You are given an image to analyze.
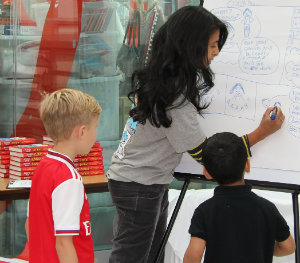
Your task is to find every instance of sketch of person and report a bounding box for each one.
[262,98,282,109]
[221,22,238,52]
[243,8,253,38]
[288,47,300,56]
[285,62,300,86]
[227,22,235,41]
[227,83,249,112]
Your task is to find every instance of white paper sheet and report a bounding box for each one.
[195,1,300,174]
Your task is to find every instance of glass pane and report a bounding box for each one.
[0,0,199,168]
[0,0,200,256]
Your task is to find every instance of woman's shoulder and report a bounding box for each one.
[169,94,194,109]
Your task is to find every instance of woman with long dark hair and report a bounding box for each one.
[107,6,284,263]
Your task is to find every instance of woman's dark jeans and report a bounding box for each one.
[108,179,169,263]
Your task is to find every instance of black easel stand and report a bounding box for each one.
[155,178,190,262]
[155,172,300,263]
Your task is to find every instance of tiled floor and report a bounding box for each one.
[95,249,111,263]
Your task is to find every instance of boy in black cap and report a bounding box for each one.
[184,132,295,263]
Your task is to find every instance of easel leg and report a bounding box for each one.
[154,178,190,263]
[292,191,300,263]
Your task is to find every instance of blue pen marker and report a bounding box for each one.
[270,107,277,120]
[270,102,280,120]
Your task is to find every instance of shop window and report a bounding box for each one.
[0,0,197,256]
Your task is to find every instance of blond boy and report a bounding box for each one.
[26,89,101,263]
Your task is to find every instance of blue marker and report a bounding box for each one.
[270,102,280,120]
[270,107,277,120]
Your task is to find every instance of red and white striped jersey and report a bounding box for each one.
[28,150,94,263]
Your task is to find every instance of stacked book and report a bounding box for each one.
[43,136,105,176]
[0,137,36,178]
[43,135,54,146]
[75,142,105,176]
[9,144,52,180]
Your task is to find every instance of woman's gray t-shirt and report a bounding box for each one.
[107,98,206,185]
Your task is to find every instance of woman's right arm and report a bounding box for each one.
[187,107,285,163]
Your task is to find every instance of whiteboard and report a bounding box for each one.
[176,153,300,186]
[176,0,300,185]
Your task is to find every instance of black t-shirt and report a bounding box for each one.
[189,184,290,263]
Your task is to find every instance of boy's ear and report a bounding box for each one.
[244,159,250,173]
[73,125,86,139]
[203,166,213,180]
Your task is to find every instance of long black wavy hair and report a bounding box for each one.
[129,6,228,128]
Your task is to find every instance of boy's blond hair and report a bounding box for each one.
[40,88,102,142]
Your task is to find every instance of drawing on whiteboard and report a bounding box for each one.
[288,102,300,138]
[198,1,300,173]
[222,22,239,52]
[243,8,253,38]
[261,97,284,108]
[287,47,300,56]
[285,62,300,86]
[226,83,249,111]
[289,88,300,104]
[224,79,256,119]
[239,38,280,75]
[227,0,255,8]
[210,6,241,53]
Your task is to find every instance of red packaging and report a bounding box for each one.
[0,146,9,151]
[76,165,104,172]
[9,175,33,180]
[89,146,103,152]
[79,169,105,176]
[74,156,103,163]
[0,154,10,160]
[9,144,52,153]
[9,170,35,177]
[9,165,37,172]
[10,161,40,167]
[0,172,9,178]
[90,141,100,148]
[10,156,44,163]
[0,168,9,174]
[43,141,54,146]
[0,150,9,155]
[43,135,54,146]
[43,135,54,142]
[10,151,48,158]
[0,159,10,165]
[76,151,102,158]
[0,164,9,169]
[74,161,103,168]
[0,137,36,146]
